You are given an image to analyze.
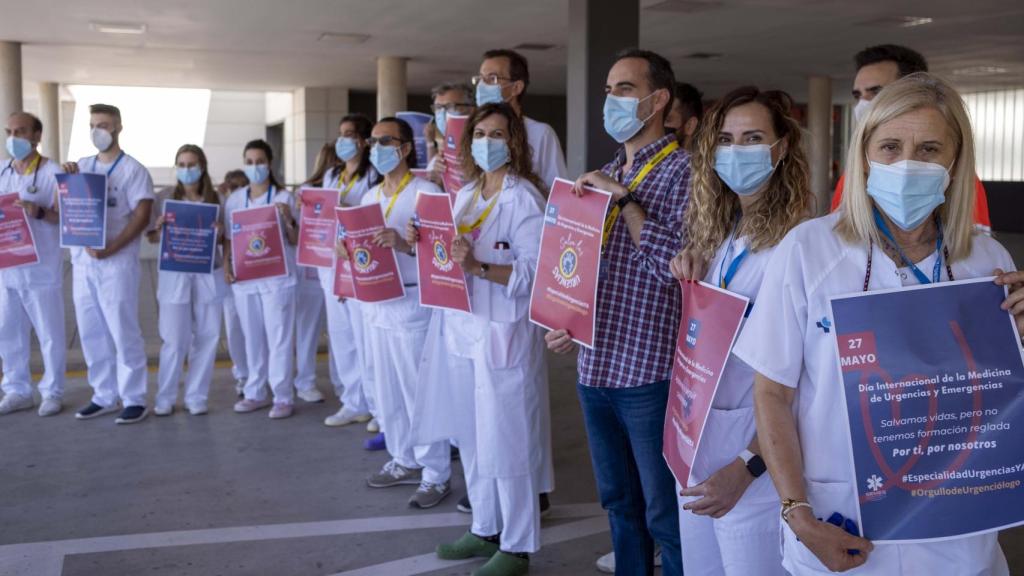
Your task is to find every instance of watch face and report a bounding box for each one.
[748,455,768,477]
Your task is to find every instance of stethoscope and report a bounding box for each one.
[1,158,41,194]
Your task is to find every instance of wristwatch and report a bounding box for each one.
[740,449,767,478]
[616,192,640,209]
[476,262,490,279]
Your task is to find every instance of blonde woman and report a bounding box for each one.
[736,73,1021,574]
[668,87,810,576]
[147,145,225,416]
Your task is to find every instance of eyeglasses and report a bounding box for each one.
[366,136,407,147]
[471,74,513,87]
[431,102,474,113]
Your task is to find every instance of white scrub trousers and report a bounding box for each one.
[369,323,448,484]
[222,294,247,382]
[72,264,148,408]
[0,285,66,400]
[678,483,784,576]
[294,286,325,393]
[156,300,222,408]
[233,287,297,404]
[450,354,541,554]
[324,295,373,414]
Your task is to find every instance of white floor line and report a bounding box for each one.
[0,504,605,576]
[327,516,610,576]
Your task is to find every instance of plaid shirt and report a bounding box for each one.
[577,134,691,388]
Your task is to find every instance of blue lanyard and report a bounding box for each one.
[246,185,274,208]
[717,223,749,290]
[872,207,943,284]
[91,151,125,178]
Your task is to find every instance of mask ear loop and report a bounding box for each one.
[637,90,662,126]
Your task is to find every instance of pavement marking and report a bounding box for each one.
[327,515,610,576]
[0,504,605,576]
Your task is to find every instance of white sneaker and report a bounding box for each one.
[297,387,325,403]
[324,407,372,427]
[0,394,34,415]
[37,397,62,417]
[187,402,208,416]
[154,403,175,416]
[596,546,659,572]
[366,417,380,433]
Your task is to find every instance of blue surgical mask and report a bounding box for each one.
[476,82,504,106]
[434,109,448,136]
[335,137,358,162]
[243,164,270,185]
[714,142,780,196]
[176,165,203,186]
[5,136,32,161]
[603,93,656,144]
[369,144,401,175]
[867,159,950,231]
[471,137,510,173]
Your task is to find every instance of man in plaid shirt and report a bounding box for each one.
[546,48,689,576]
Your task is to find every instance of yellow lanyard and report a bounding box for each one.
[336,170,358,205]
[457,181,502,236]
[601,140,679,248]
[22,155,41,175]
[377,171,412,219]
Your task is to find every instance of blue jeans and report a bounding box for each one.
[578,380,682,576]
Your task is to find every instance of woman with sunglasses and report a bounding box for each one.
[348,117,452,508]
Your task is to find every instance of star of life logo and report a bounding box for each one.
[553,235,582,289]
[865,473,887,501]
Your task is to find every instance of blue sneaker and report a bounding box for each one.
[363,432,386,451]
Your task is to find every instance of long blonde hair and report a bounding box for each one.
[836,72,976,262]
[684,87,811,261]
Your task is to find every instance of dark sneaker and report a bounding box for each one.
[115,405,149,425]
[475,551,529,576]
[451,446,461,461]
[363,432,386,451]
[436,531,499,560]
[540,493,551,517]
[409,480,451,509]
[75,402,119,420]
[457,494,472,514]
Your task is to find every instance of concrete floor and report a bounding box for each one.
[3,234,1024,576]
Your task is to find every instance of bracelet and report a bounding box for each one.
[781,499,812,523]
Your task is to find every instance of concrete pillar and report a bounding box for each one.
[807,75,832,215]
[38,82,60,160]
[0,42,23,125]
[567,0,639,176]
[376,57,407,120]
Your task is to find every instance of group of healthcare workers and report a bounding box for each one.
[3,41,1024,576]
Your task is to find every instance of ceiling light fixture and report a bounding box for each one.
[318,32,370,45]
[89,21,147,35]
[953,66,1008,76]
[899,16,933,27]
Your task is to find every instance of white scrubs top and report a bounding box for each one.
[524,116,568,193]
[733,212,1014,576]
[72,152,155,270]
[222,185,297,295]
[689,230,778,506]
[0,158,62,289]
[314,166,375,293]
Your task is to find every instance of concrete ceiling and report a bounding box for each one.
[2,0,1023,102]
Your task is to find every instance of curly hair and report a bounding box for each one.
[684,86,811,261]
[458,103,546,195]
